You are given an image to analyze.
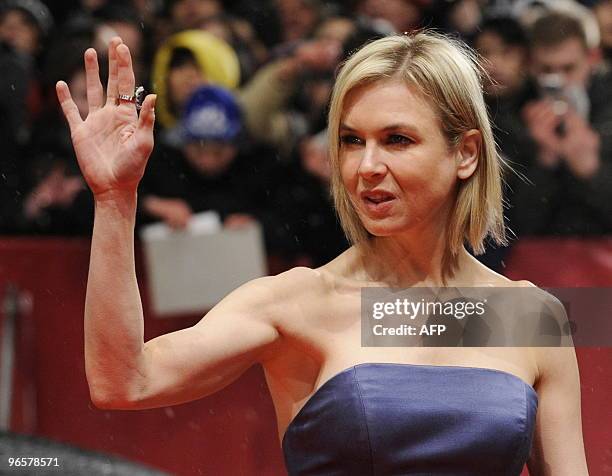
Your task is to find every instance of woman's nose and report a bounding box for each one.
[357,145,387,179]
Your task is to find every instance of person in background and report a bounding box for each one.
[0,0,54,128]
[90,4,147,84]
[356,0,431,33]
[472,15,532,269]
[429,0,483,41]
[151,29,240,129]
[197,12,268,84]
[0,39,30,232]
[593,0,612,65]
[164,0,224,31]
[0,0,53,232]
[19,39,96,235]
[511,10,612,235]
[138,84,279,236]
[0,0,53,59]
[271,129,348,267]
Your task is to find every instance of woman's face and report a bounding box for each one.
[339,79,475,238]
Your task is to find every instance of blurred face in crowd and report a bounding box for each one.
[594,1,612,53]
[357,0,423,33]
[475,30,526,97]
[339,79,473,237]
[0,9,39,55]
[199,18,233,44]
[103,22,142,60]
[168,62,206,113]
[315,17,355,44]
[276,0,319,42]
[301,134,330,182]
[183,141,237,176]
[447,0,482,36]
[530,37,592,89]
[171,0,222,30]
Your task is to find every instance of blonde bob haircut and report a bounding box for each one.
[328,31,508,278]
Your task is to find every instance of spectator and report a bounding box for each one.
[473,15,532,269]
[429,0,483,40]
[0,0,53,59]
[138,85,281,242]
[271,129,348,267]
[510,11,612,235]
[91,4,147,84]
[275,0,322,43]
[19,39,95,235]
[237,35,341,159]
[151,30,240,129]
[594,0,612,65]
[197,13,268,84]
[474,15,532,163]
[356,0,430,33]
[0,40,30,232]
[165,0,224,31]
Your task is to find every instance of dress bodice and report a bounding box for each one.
[282,363,538,476]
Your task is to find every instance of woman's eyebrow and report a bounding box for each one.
[339,123,419,133]
[381,123,419,132]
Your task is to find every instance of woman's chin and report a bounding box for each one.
[362,219,405,237]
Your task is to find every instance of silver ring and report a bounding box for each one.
[118,94,135,102]
[116,86,146,110]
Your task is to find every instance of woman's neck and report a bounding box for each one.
[352,236,480,288]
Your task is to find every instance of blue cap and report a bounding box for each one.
[179,85,242,143]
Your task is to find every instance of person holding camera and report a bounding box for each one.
[511,10,612,236]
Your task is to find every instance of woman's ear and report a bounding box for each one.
[456,129,481,180]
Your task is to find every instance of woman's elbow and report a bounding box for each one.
[88,384,141,410]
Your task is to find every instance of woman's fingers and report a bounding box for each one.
[106,37,123,105]
[137,94,156,131]
[135,94,156,158]
[84,48,104,113]
[56,81,83,132]
[116,43,136,112]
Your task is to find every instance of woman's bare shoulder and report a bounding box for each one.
[235,266,325,301]
[470,260,537,288]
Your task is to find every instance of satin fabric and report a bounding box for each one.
[282,362,538,476]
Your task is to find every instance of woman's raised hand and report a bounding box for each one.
[56,38,156,198]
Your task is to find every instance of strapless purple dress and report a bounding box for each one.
[282,362,538,475]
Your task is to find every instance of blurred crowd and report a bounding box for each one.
[0,0,611,269]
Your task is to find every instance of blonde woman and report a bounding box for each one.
[56,32,588,475]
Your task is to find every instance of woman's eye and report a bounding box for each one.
[387,134,412,145]
[339,135,362,145]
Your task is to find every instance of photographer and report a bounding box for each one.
[509,10,612,236]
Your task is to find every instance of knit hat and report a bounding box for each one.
[165,85,242,145]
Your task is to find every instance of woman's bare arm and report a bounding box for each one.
[527,347,589,475]
[86,188,300,409]
[57,38,300,410]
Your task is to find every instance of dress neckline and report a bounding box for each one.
[281,362,538,449]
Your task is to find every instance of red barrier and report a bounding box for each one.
[0,237,610,475]
[505,237,612,476]
[0,238,285,475]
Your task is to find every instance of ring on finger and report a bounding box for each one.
[115,86,146,110]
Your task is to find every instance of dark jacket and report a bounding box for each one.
[495,71,612,236]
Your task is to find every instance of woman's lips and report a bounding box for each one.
[361,194,396,216]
